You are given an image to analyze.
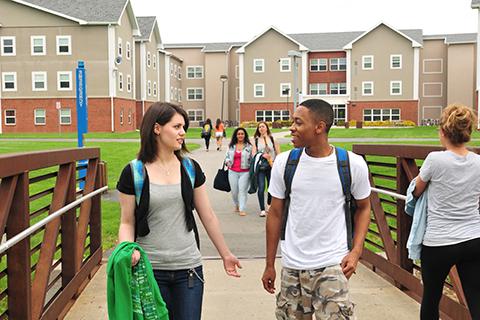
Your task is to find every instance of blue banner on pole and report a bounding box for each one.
[76,61,88,190]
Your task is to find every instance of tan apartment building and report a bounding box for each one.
[135,16,162,127]
[164,42,243,126]
[0,0,140,133]
[472,0,480,126]
[420,34,477,124]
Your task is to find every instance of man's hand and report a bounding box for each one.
[340,250,361,279]
[262,266,276,294]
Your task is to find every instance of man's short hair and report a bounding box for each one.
[299,99,334,132]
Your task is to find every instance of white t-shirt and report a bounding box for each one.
[269,147,371,270]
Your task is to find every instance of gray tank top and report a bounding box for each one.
[136,183,202,270]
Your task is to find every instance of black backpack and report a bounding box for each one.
[281,147,357,250]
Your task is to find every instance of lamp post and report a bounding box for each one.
[288,50,302,113]
[220,75,228,120]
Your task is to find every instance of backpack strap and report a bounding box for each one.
[130,159,145,206]
[181,157,196,189]
[280,148,303,240]
[335,147,354,250]
[255,137,258,150]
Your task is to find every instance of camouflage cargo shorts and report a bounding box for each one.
[275,264,355,320]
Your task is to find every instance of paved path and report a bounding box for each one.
[65,140,421,319]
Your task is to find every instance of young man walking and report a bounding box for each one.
[262,99,371,319]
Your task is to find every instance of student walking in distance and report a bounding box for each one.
[251,121,281,217]
[413,104,480,320]
[201,118,213,151]
[225,127,253,216]
[262,99,371,320]
[215,118,225,151]
[116,102,241,320]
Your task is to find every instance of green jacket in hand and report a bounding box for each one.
[107,242,168,320]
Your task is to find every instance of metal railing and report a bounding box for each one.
[0,148,106,320]
[354,144,479,320]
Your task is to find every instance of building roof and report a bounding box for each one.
[236,26,308,53]
[472,0,480,8]
[343,23,423,49]
[423,33,477,44]
[164,42,245,52]
[12,0,131,24]
[136,16,156,41]
[289,31,363,51]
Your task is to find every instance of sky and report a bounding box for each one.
[130,0,478,44]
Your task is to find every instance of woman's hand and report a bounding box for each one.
[223,253,242,277]
[131,249,141,266]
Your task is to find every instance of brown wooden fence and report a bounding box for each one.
[354,144,480,320]
[0,148,106,319]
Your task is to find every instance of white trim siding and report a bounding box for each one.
[239,54,244,103]
[413,47,420,101]
[301,51,308,97]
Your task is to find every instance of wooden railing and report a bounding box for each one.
[354,144,479,320]
[0,148,106,319]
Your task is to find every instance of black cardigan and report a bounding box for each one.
[117,158,206,247]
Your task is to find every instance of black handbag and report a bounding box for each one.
[213,162,231,192]
[257,156,270,171]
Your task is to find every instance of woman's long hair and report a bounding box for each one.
[229,127,251,148]
[138,102,189,163]
[215,118,222,129]
[254,121,272,138]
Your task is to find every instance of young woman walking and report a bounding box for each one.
[414,104,480,320]
[225,127,253,216]
[251,122,280,217]
[116,102,241,320]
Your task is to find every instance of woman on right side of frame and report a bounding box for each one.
[413,104,480,320]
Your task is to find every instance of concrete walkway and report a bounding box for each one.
[65,139,421,319]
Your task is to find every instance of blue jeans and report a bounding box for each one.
[257,168,272,211]
[153,266,204,320]
[228,170,250,211]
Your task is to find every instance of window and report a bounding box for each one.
[362,81,374,96]
[5,110,15,125]
[57,71,72,91]
[187,109,204,121]
[279,58,291,72]
[153,55,156,69]
[310,58,327,72]
[363,108,400,121]
[32,72,47,91]
[118,72,123,91]
[390,81,402,95]
[254,84,264,97]
[174,88,178,100]
[253,59,264,73]
[2,72,17,91]
[330,58,346,71]
[170,63,173,76]
[280,83,291,97]
[31,36,46,55]
[170,87,174,100]
[362,56,374,70]
[1,37,15,56]
[128,109,132,125]
[390,55,402,69]
[423,59,443,74]
[127,75,132,92]
[147,81,151,96]
[118,37,122,56]
[153,82,157,96]
[256,110,290,122]
[120,109,124,125]
[59,108,71,125]
[332,104,346,124]
[309,83,327,95]
[126,42,131,60]
[330,83,346,95]
[178,67,182,79]
[147,52,151,67]
[187,88,203,100]
[34,109,46,125]
[56,36,71,55]
[178,89,182,102]
[186,66,204,79]
[174,65,177,78]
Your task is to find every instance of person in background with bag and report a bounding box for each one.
[116,102,241,320]
[225,127,253,216]
[215,118,225,151]
[251,121,281,217]
[201,118,212,152]
[413,104,480,320]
